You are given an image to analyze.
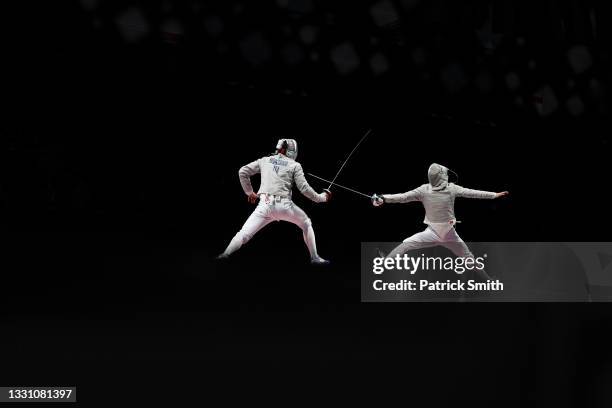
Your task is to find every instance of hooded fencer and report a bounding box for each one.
[218,139,332,264]
[372,163,509,280]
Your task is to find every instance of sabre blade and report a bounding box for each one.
[308,173,372,199]
[328,128,372,189]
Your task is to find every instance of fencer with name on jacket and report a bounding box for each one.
[372,163,509,280]
[218,139,332,264]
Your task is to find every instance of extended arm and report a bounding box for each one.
[454,185,507,199]
[372,189,420,207]
[295,164,329,203]
[381,189,421,204]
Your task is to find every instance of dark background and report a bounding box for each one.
[3,0,612,406]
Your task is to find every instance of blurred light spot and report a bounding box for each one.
[566,95,585,116]
[330,42,360,75]
[567,45,592,74]
[505,72,520,91]
[476,17,502,52]
[516,37,526,47]
[534,85,558,116]
[528,60,536,70]
[370,0,399,27]
[204,16,224,37]
[299,26,318,44]
[440,63,467,93]
[370,53,389,75]
[115,7,149,43]
[240,32,272,67]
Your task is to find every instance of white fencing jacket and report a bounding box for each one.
[238,154,327,203]
[382,183,496,236]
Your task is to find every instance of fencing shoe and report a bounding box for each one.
[311,256,331,265]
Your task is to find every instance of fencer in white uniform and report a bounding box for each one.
[219,139,332,264]
[372,163,509,279]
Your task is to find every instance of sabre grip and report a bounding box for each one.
[323,189,332,202]
[372,194,385,207]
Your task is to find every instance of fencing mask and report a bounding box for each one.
[428,163,450,191]
[276,139,298,160]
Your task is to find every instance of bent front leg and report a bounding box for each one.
[386,228,439,259]
[276,202,321,260]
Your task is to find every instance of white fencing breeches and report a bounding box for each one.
[387,226,473,258]
[387,226,490,280]
[222,198,320,259]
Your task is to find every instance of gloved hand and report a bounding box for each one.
[248,192,259,204]
[323,189,332,202]
[495,191,509,199]
[372,194,384,207]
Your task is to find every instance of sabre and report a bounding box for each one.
[308,173,372,199]
[327,128,372,190]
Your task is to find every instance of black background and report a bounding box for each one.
[3,0,612,406]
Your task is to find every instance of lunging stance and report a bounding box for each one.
[219,139,332,264]
[372,163,509,279]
